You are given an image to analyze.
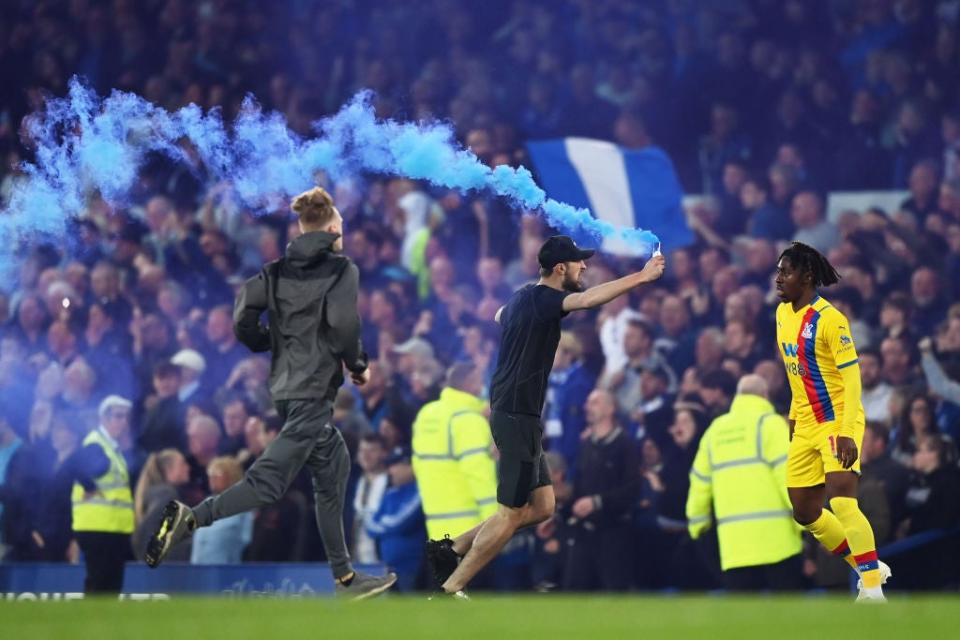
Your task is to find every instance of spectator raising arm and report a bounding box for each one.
[919,338,960,405]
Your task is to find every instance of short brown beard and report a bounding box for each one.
[562,271,584,292]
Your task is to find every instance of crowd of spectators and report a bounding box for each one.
[1,0,960,591]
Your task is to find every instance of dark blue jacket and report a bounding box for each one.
[544,362,596,475]
[366,481,425,591]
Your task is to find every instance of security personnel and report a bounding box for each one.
[412,362,497,541]
[72,395,135,593]
[686,375,803,590]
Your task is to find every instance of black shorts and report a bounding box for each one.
[490,410,551,508]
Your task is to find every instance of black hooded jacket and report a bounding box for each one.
[233,231,367,402]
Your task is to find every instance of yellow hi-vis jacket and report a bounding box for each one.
[71,428,135,534]
[686,394,801,570]
[412,387,498,539]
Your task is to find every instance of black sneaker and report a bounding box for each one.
[425,535,460,590]
[145,500,196,568]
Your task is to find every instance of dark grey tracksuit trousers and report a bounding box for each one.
[192,398,353,578]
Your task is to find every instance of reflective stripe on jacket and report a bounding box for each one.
[686,394,801,570]
[412,387,497,539]
[71,429,134,534]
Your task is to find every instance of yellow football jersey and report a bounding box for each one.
[775,295,863,430]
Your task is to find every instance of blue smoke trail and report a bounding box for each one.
[1,77,659,276]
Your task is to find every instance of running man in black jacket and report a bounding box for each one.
[146,187,396,599]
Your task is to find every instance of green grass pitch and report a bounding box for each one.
[2,595,957,640]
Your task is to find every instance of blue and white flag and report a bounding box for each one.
[527,138,692,255]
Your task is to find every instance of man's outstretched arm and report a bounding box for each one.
[562,254,665,312]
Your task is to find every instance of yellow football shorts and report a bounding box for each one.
[786,418,864,487]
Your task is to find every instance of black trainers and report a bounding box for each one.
[425,535,460,590]
[334,571,398,601]
[145,500,196,568]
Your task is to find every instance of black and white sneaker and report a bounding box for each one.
[425,535,460,590]
[145,500,196,568]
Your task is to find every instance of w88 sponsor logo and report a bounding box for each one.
[782,343,808,376]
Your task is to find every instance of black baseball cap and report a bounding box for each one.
[385,445,412,466]
[538,235,595,270]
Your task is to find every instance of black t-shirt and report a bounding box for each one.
[490,284,570,417]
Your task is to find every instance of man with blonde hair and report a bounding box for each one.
[147,186,396,599]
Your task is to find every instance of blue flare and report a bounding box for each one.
[0,78,661,279]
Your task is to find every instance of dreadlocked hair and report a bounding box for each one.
[779,242,841,287]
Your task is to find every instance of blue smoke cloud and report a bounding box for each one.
[1,77,659,275]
